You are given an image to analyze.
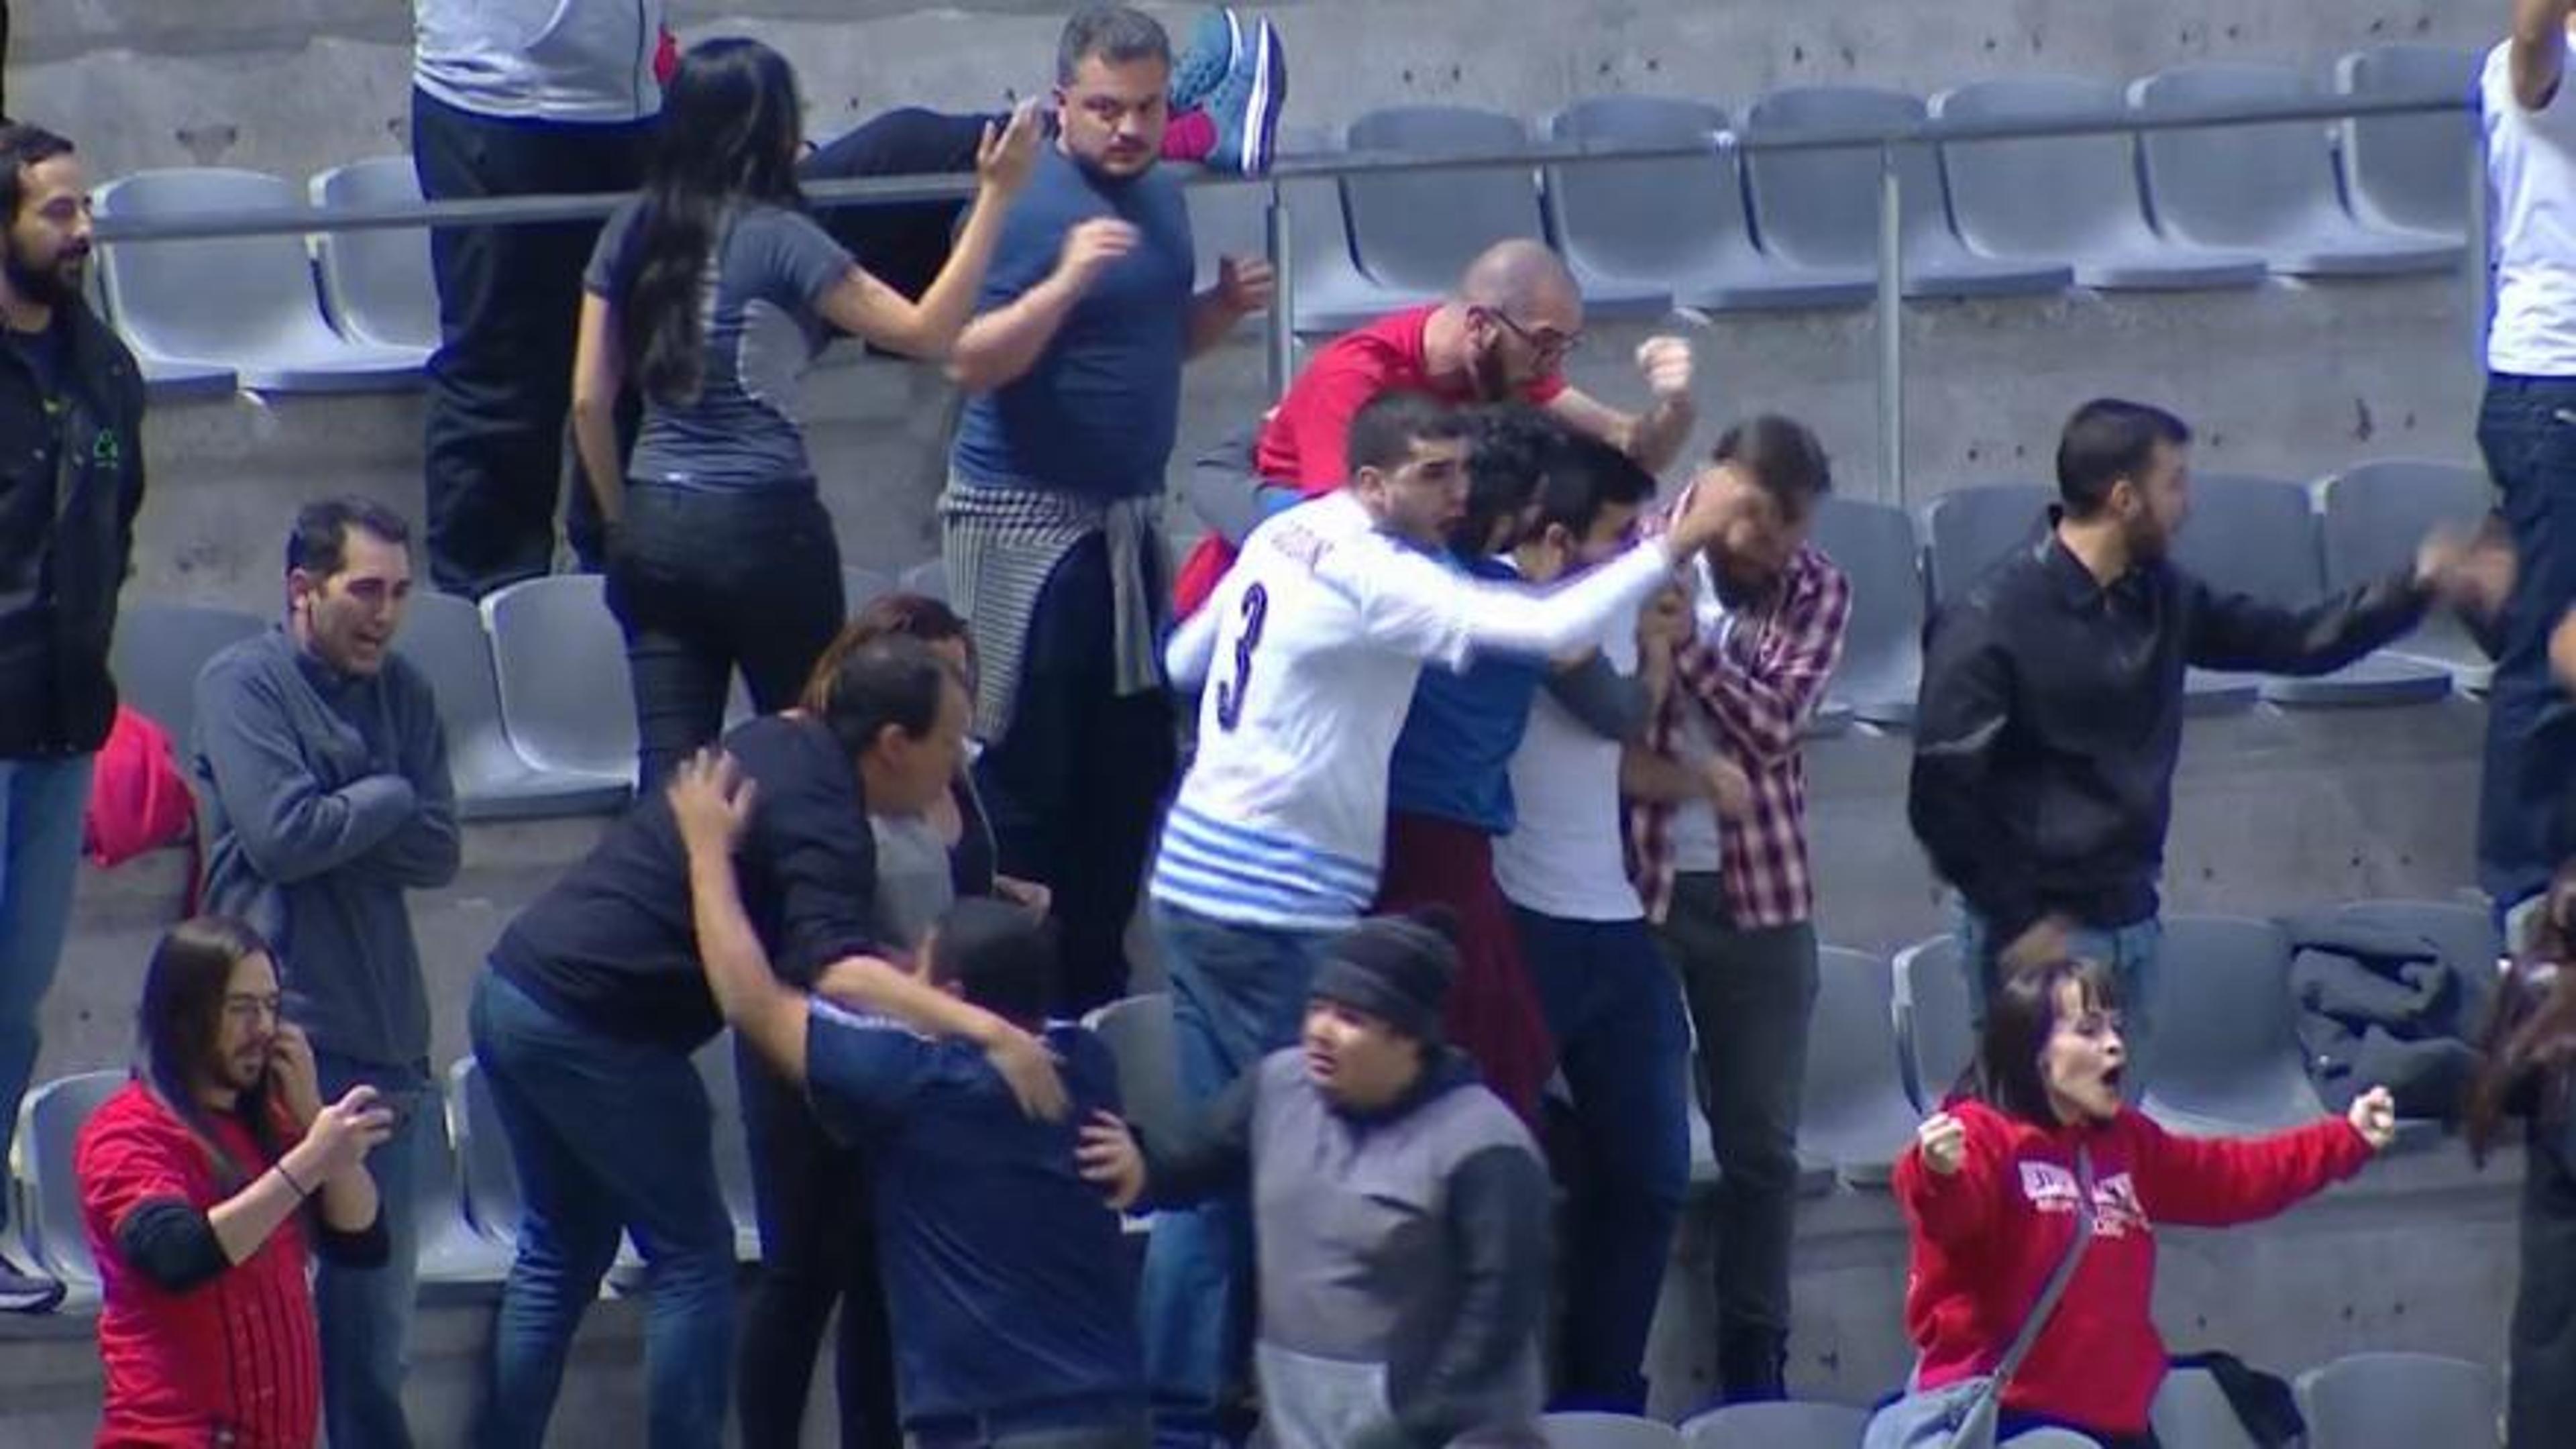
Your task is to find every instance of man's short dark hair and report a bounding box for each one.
[285,496,413,580]
[1535,431,1658,539]
[2055,398,2191,519]
[1711,415,1833,523]
[928,898,1058,1028]
[812,634,956,765]
[1346,390,1469,478]
[1452,405,1567,554]
[1056,5,1172,85]
[0,123,74,226]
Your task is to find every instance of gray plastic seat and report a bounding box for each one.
[1892,934,1976,1112]
[2149,1366,2263,1449]
[1539,1411,1683,1448]
[95,168,431,390]
[137,355,239,402]
[692,1037,764,1263]
[842,566,895,615]
[2174,474,2454,708]
[482,574,640,791]
[1930,77,2268,290]
[1919,484,2261,719]
[113,602,268,753]
[2294,1352,2501,1449]
[1799,947,1922,1187]
[417,1074,513,1287]
[309,156,442,352]
[2141,914,2327,1135]
[2336,46,2483,244]
[12,1069,123,1301]
[394,591,630,820]
[2129,64,2465,277]
[2317,459,2498,692]
[1680,1400,1872,1448]
[900,557,951,604]
[1810,495,1924,727]
[1741,87,2073,300]
[1344,106,1668,319]
[1085,994,1183,1146]
[448,1057,525,1246]
[2000,1432,2104,1448]
[1545,96,1874,313]
[1272,129,1435,335]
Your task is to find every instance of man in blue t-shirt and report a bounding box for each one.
[943,4,1277,1020]
[669,751,1149,1448]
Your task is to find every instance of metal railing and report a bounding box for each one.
[91,88,2483,500]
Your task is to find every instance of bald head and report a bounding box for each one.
[1457,239,1580,321]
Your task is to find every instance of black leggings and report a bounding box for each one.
[734,1037,899,1449]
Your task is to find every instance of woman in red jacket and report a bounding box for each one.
[1892,955,2398,1447]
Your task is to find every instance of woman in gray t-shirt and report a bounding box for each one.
[569,37,1039,790]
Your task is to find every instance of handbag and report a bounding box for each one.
[1864,1143,2098,1449]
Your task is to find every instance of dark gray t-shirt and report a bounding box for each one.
[584,198,855,490]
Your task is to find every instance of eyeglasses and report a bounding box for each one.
[1486,308,1582,360]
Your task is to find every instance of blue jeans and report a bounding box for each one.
[315,1049,432,1448]
[1957,905,2164,1096]
[2477,374,2576,914]
[0,754,93,1238]
[1137,902,1338,1449]
[1513,907,1690,1412]
[469,971,737,1449]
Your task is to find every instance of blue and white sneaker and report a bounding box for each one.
[1203,16,1285,176]
[1171,7,1242,115]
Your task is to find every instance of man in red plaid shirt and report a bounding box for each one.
[1621,416,1849,1402]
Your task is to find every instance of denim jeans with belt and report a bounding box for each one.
[0,753,93,1242]
[2477,373,2576,915]
[1957,904,2165,1097]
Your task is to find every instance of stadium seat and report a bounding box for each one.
[2294,1352,2502,1449]
[394,591,630,820]
[137,355,240,402]
[416,1076,513,1288]
[1679,1400,1872,1448]
[1929,76,2269,290]
[309,156,441,352]
[95,168,431,390]
[692,1036,764,1263]
[900,557,950,604]
[2129,64,2465,277]
[1801,947,1923,1186]
[1274,129,1434,336]
[112,601,268,753]
[481,574,640,792]
[448,1057,524,1246]
[1084,994,1183,1146]
[2171,474,2454,707]
[1544,96,1875,313]
[1344,106,1668,319]
[2150,1364,2263,1449]
[1917,484,2260,716]
[1893,934,1976,1112]
[11,1069,123,1301]
[2141,915,2328,1134]
[1810,495,1925,727]
[2316,460,2498,692]
[2334,46,2483,244]
[1540,1411,1683,1448]
[1741,86,2073,300]
[842,566,895,614]
[1183,176,1271,341]
[2000,1432,2104,1448]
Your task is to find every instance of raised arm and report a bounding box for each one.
[670,754,816,1082]
[1187,253,1275,359]
[1670,558,1849,768]
[1541,336,1698,474]
[2515,0,2575,110]
[821,104,1042,360]
[2131,1095,2387,1228]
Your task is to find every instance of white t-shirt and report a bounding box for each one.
[414,0,666,123]
[1663,555,1733,874]
[1152,491,1676,930]
[2486,38,2576,376]
[1493,605,1647,922]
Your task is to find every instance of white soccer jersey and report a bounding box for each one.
[1152,491,1676,930]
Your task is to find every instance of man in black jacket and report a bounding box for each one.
[0,121,147,1313]
[1909,398,2508,1090]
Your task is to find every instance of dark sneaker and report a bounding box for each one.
[1203,17,1285,177]
[1170,7,1242,115]
[0,1252,65,1314]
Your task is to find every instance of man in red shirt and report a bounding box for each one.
[1171,237,1701,616]
[76,916,394,1449]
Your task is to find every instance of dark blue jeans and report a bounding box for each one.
[0,753,90,1241]
[469,971,737,1449]
[1513,906,1691,1413]
[314,1050,433,1448]
[2477,373,2576,914]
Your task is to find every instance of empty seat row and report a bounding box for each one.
[1191,47,2473,335]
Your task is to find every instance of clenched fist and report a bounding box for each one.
[1917,1110,1968,1176]
[1635,335,1694,402]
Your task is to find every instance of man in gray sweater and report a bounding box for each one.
[1081,909,1552,1449]
[193,495,460,1449]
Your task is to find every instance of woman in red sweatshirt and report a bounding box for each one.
[1890,955,2398,1447]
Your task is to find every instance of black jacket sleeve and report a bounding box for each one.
[115,1198,231,1292]
[1136,1069,1258,1208]
[313,1204,391,1269]
[740,726,881,988]
[2184,569,2430,676]
[1909,602,2043,941]
[1389,1145,1554,1448]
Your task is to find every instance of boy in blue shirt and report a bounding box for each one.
[667,749,1148,1448]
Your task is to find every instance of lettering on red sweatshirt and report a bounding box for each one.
[1892,1099,2373,1437]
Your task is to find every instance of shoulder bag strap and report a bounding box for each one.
[1990,1142,2096,1389]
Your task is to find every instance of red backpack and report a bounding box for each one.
[84,706,202,909]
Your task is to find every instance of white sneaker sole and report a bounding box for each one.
[1239,21,1281,176]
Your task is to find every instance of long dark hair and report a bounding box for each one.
[137,916,281,1189]
[623,38,808,405]
[2467,865,2576,1163]
[1966,956,2123,1125]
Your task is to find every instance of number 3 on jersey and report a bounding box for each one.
[1213,584,1269,733]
